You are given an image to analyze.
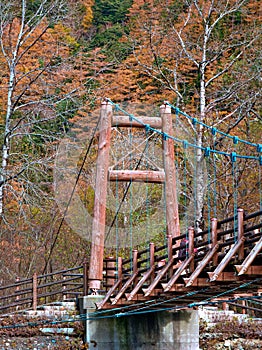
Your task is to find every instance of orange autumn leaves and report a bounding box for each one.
[0,18,83,121]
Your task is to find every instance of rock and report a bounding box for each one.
[224,339,231,347]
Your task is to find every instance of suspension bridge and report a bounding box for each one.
[78,100,261,349]
[0,99,261,349]
[86,99,261,300]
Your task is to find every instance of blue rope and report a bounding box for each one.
[166,101,261,149]
[107,98,262,236]
[194,278,262,305]
[106,99,261,163]
[1,278,261,327]
[2,293,261,327]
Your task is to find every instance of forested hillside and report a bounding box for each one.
[0,0,261,283]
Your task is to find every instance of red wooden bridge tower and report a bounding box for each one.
[88,101,181,293]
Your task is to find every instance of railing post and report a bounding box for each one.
[167,234,173,277]
[106,257,115,290]
[188,227,195,272]
[83,258,88,296]
[133,249,138,286]
[211,218,218,266]
[15,277,20,311]
[118,257,123,289]
[63,276,66,301]
[238,208,244,260]
[241,300,246,314]
[32,272,37,312]
[149,242,155,284]
[222,301,228,311]
[167,234,173,262]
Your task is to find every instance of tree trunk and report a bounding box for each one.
[0,61,15,217]
[195,30,208,235]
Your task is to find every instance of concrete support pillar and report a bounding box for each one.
[80,296,199,350]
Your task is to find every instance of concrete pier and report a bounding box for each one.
[80,296,199,350]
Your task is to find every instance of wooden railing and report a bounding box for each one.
[103,209,262,286]
[0,264,87,315]
[1,209,261,314]
[98,209,262,308]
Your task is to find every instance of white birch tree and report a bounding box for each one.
[127,0,261,230]
[0,0,88,279]
[0,0,78,220]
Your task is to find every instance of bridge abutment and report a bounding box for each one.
[80,296,199,350]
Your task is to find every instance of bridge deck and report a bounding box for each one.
[0,209,261,316]
[97,209,262,311]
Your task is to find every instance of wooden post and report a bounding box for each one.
[109,169,165,183]
[133,249,138,286]
[112,115,162,129]
[63,276,66,301]
[83,258,88,296]
[242,300,246,314]
[118,257,123,289]
[211,218,218,266]
[15,277,20,310]
[88,101,112,292]
[238,208,244,261]
[149,242,155,284]
[188,227,195,272]
[106,257,115,289]
[167,235,173,277]
[222,302,228,311]
[167,234,173,262]
[160,103,180,238]
[15,277,20,300]
[32,272,37,312]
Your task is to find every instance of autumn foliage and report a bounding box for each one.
[0,0,261,282]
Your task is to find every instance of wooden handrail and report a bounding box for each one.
[0,209,261,314]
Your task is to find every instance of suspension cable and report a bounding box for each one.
[42,114,101,274]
